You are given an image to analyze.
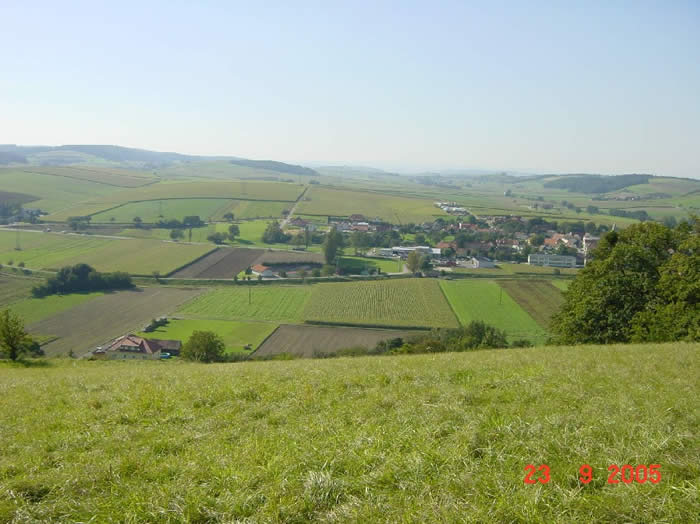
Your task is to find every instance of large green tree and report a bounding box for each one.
[551,219,698,344]
[323,227,344,264]
[181,331,225,363]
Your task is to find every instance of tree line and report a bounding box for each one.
[31,263,133,297]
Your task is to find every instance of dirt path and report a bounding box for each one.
[280,186,308,227]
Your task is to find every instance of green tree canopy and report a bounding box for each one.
[323,227,343,264]
[181,331,225,363]
[0,310,34,361]
[551,219,698,344]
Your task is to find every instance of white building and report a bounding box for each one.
[528,253,576,268]
[468,256,495,268]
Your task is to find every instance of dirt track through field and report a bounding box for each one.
[27,287,203,356]
[254,324,423,358]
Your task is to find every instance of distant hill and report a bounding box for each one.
[543,173,653,193]
[0,144,319,176]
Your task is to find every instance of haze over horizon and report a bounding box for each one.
[2,1,699,178]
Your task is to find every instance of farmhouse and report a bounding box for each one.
[528,253,576,268]
[251,264,275,277]
[93,334,182,360]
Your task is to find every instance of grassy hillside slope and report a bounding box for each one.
[0,343,697,522]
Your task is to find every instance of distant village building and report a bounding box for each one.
[468,256,495,269]
[582,234,600,255]
[528,253,577,268]
[390,246,432,257]
[93,335,181,360]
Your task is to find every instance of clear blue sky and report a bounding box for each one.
[2,1,698,177]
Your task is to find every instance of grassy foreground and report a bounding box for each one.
[0,343,698,522]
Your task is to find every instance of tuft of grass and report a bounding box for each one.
[0,342,697,521]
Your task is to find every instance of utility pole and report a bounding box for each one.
[499,286,503,305]
[248,286,251,305]
[15,229,20,251]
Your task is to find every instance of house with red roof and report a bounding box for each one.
[93,334,182,360]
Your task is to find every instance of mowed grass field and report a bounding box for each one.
[303,279,459,328]
[297,186,449,223]
[497,280,564,328]
[138,318,276,354]
[0,343,697,522]
[440,280,546,343]
[0,231,214,275]
[338,255,404,274]
[0,273,39,305]
[177,286,312,323]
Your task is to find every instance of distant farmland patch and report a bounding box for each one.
[0,230,214,276]
[27,287,203,356]
[496,280,564,328]
[297,186,448,223]
[0,190,38,205]
[303,279,459,328]
[177,286,312,323]
[22,166,156,187]
[254,324,421,358]
[171,248,265,278]
[90,199,236,223]
[0,273,39,305]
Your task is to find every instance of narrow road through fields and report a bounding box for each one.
[280,185,308,227]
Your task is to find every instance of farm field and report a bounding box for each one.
[93,180,305,203]
[440,280,546,343]
[138,318,276,354]
[0,272,42,307]
[338,255,404,274]
[254,324,421,358]
[551,280,571,291]
[177,286,312,323]
[303,279,459,328]
[18,166,157,187]
[452,263,578,277]
[497,280,564,328]
[296,186,449,223]
[26,287,203,356]
[6,292,103,325]
[171,248,265,279]
[90,199,236,223]
[0,169,120,212]
[0,343,696,522]
[0,230,216,275]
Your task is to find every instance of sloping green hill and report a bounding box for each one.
[0,342,697,522]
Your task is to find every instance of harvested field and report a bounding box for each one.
[26,287,203,356]
[171,248,264,278]
[254,324,421,358]
[497,280,564,328]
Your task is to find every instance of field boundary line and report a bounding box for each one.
[303,320,433,331]
[164,246,220,277]
[437,280,462,326]
[247,324,283,358]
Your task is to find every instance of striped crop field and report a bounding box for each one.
[303,278,459,328]
[177,286,312,323]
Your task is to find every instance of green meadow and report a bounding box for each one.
[137,318,276,354]
[6,292,103,326]
[440,280,547,343]
[0,342,696,522]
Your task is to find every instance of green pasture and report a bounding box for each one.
[338,256,403,274]
[440,279,546,343]
[137,318,276,354]
[177,286,312,323]
[0,343,696,522]
[0,230,214,276]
